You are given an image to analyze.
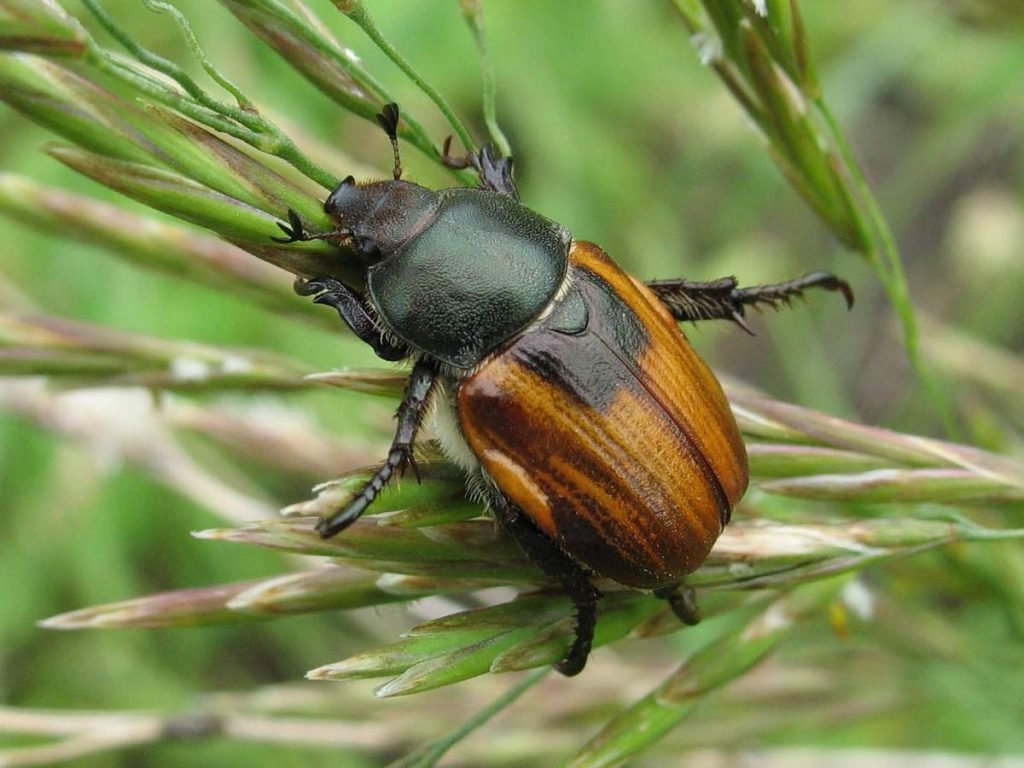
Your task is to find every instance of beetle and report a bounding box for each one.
[275,104,852,676]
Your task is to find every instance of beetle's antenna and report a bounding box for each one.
[376,103,403,180]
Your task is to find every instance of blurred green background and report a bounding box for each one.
[1,1,1023,765]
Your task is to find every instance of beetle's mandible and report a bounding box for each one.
[275,104,853,676]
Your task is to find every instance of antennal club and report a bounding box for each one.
[376,103,403,180]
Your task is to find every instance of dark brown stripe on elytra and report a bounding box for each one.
[545,447,674,580]
[546,463,702,585]
[503,328,641,412]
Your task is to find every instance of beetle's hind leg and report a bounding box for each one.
[646,271,853,333]
[488,491,601,676]
[315,358,438,538]
[653,583,701,626]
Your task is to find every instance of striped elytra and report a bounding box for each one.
[457,241,748,588]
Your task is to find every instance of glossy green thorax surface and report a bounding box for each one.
[368,188,571,369]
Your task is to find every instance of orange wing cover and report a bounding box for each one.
[457,242,748,588]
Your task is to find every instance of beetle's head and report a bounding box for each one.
[324,176,439,263]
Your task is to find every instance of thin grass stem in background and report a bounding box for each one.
[335,0,476,156]
[457,0,511,158]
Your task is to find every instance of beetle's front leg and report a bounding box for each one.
[646,271,853,333]
[295,277,407,362]
[489,491,601,677]
[315,358,438,538]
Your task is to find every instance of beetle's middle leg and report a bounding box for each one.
[488,491,601,677]
[646,271,853,333]
[315,357,438,538]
